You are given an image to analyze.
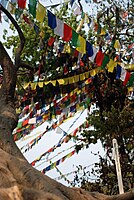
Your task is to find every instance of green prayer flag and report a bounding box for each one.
[17,121,22,129]
[101,54,110,69]
[72,30,80,47]
[127,73,134,87]
[28,0,37,18]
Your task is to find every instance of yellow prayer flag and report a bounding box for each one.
[107,59,117,72]
[24,82,31,89]
[100,28,106,35]
[69,77,75,84]
[38,82,43,88]
[50,80,56,86]
[85,71,89,79]
[58,79,64,85]
[80,73,85,81]
[114,40,121,49]
[63,44,71,53]
[76,35,86,54]
[90,69,96,77]
[31,82,37,90]
[36,2,46,22]
[64,78,69,85]
[74,75,79,83]
[44,81,50,85]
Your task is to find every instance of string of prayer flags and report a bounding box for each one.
[116,65,131,85]
[42,150,76,173]
[36,2,46,22]
[28,0,37,18]
[47,10,57,29]
[18,0,26,9]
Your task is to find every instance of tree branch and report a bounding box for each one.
[18,62,33,71]
[0,42,16,99]
[0,3,25,68]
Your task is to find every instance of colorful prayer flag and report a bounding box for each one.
[76,35,86,54]
[47,10,57,29]
[18,0,26,9]
[36,2,46,22]
[54,18,64,37]
[62,23,72,42]
[95,50,104,66]
[107,59,117,72]
[28,0,37,18]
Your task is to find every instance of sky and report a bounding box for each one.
[0,0,106,187]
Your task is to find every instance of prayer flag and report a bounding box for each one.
[101,54,110,69]
[73,2,81,15]
[120,68,126,81]
[86,41,93,57]
[36,2,46,22]
[76,35,86,54]
[114,40,121,49]
[89,47,98,62]
[48,36,55,46]
[123,71,131,86]
[116,65,121,79]
[72,30,80,47]
[54,18,64,37]
[95,50,104,66]
[47,10,57,29]
[7,2,16,14]
[62,23,72,42]
[18,0,26,9]
[28,0,37,18]
[107,59,117,72]
[70,0,75,6]
[127,73,134,87]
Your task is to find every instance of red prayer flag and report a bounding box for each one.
[22,119,28,127]
[23,15,31,24]
[48,36,55,46]
[62,23,72,42]
[123,71,131,86]
[18,0,26,9]
[95,50,104,66]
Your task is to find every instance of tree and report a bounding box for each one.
[0,1,134,200]
[73,106,134,195]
